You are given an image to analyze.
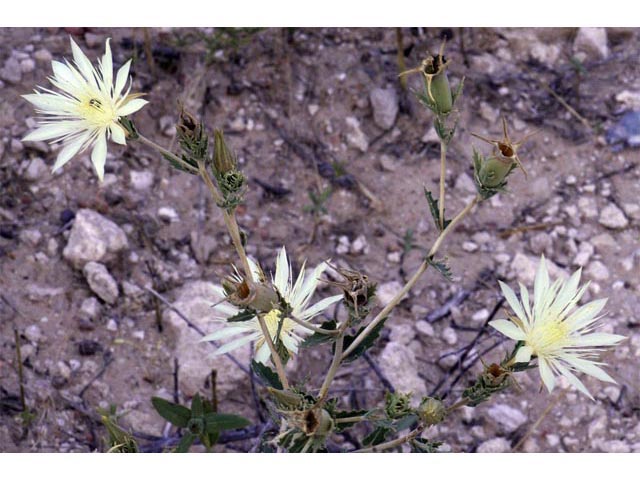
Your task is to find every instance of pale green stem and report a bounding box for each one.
[317,334,344,404]
[289,315,340,336]
[353,425,424,453]
[137,133,199,175]
[341,194,480,361]
[256,314,290,390]
[335,415,366,424]
[439,140,447,229]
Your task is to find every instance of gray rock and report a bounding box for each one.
[388,323,415,346]
[33,48,52,64]
[63,209,128,268]
[529,232,553,256]
[599,203,628,229]
[165,281,250,397]
[83,262,119,304]
[378,342,426,398]
[24,157,48,181]
[25,324,43,343]
[487,404,528,431]
[350,234,369,255]
[442,327,458,346]
[370,87,399,130]
[190,231,217,264]
[19,228,42,247]
[586,260,610,281]
[574,27,609,59]
[80,297,101,320]
[129,170,154,190]
[415,320,434,336]
[454,172,476,193]
[477,437,511,453]
[20,58,35,73]
[377,281,406,306]
[510,252,567,285]
[0,56,22,84]
[573,241,594,267]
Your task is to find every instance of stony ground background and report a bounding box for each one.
[0,27,639,453]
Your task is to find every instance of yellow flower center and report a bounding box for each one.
[264,309,286,337]
[78,96,117,127]
[527,319,570,355]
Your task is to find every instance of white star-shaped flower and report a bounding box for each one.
[22,37,148,181]
[490,256,625,399]
[203,247,343,364]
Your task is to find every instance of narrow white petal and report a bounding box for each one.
[70,37,98,88]
[519,283,532,325]
[100,38,113,93]
[555,363,594,400]
[565,298,608,331]
[22,92,76,113]
[116,98,148,117]
[551,267,581,314]
[23,122,85,142]
[538,357,555,393]
[91,132,108,181]
[213,334,255,356]
[563,357,616,383]
[114,59,131,99]
[202,325,254,342]
[499,281,527,324]
[110,122,127,145]
[515,345,533,363]
[213,303,242,318]
[281,334,298,354]
[298,294,342,320]
[248,257,264,283]
[295,262,326,310]
[274,246,290,297]
[52,135,89,172]
[533,255,550,319]
[489,319,526,341]
[570,332,625,347]
[254,342,271,364]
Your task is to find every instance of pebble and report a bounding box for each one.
[20,58,35,73]
[388,323,415,346]
[573,241,594,267]
[441,327,458,345]
[511,252,567,285]
[622,203,640,221]
[462,241,478,253]
[106,319,118,331]
[585,260,610,281]
[80,297,101,320]
[24,157,48,181]
[0,55,22,84]
[387,251,401,263]
[25,324,43,343]
[415,320,434,336]
[369,87,399,130]
[19,228,42,247]
[350,234,369,255]
[335,235,350,255]
[345,116,369,152]
[573,27,609,59]
[34,48,53,64]
[62,209,128,268]
[471,309,489,322]
[129,170,154,190]
[158,206,179,223]
[454,173,476,194]
[377,281,405,306]
[487,404,528,432]
[477,438,511,453]
[379,342,426,398]
[598,203,628,229]
[578,197,598,218]
[83,262,119,304]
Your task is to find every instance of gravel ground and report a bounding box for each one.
[1,27,639,452]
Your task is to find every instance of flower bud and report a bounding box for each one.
[477,155,515,188]
[267,387,305,408]
[417,397,446,426]
[422,54,452,115]
[384,391,413,419]
[213,129,237,175]
[177,108,208,159]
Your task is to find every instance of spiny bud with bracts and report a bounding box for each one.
[222,266,279,312]
[472,149,517,200]
[212,129,237,175]
[267,387,306,410]
[384,391,413,419]
[481,363,512,389]
[325,264,376,322]
[220,170,246,196]
[417,397,446,426]
[302,408,334,437]
[177,108,208,160]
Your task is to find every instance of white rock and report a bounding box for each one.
[377,280,406,306]
[0,56,21,84]
[573,241,594,267]
[83,262,119,304]
[370,87,399,130]
[25,324,43,343]
[585,260,610,281]
[80,297,101,320]
[24,157,48,181]
[615,90,640,110]
[472,309,489,322]
[350,234,369,255]
[335,235,350,255]
[19,228,42,247]
[345,116,369,152]
[415,320,434,336]
[622,203,640,221]
[477,437,511,453]
[129,170,154,190]
[388,323,415,346]
[421,126,439,143]
[510,252,567,285]
[599,203,628,229]
[165,281,250,397]
[158,207,179,223]
[378,342,426,398]
[106,319,118,331]
[441,327,457,346]
[387,251,401,263]
[454,172,476,193]
[62,209,128,268]
[487,404,528,432]
[574,27,609,59]
[462,241,478,253]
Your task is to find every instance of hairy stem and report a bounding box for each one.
[353,425,424,453]
[137,133,199,175]
[317,334,344,404]
[341,194,480,361]
[289,315,340,336]
[257,315,290,390]
[439,139,447,230]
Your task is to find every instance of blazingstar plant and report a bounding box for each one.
[22,36,625,453]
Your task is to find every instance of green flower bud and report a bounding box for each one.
[177,108,208,159]
[418,397,446,426]
[213,129,237,175]
[220,170,246,195]
[422,54,452,115]
[478,155,515,188]
[384,391,413,419]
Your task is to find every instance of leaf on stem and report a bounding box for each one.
[341,318,388,363]
[251,360,283,390]
[424,188,451,232]
[151,397,191,428]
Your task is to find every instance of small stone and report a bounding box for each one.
[83,262,119,304]
[158,207,179,223]
[56,361,72,380]
[345,116,369,152]
[387,251,401,263]
[377,281,405,306]
[586,260,610,281]
[461,241,478,253]
[479,102,499,123]
[190,231,217,264]
[63,209,128,268]
[578,197,598,218]
[80,297,101,320]
[615,90,640,110]
[441,327,457,345]
[23,157,48,181]
[565,174,577,185]
[335,235,350,255]
[129,170,154,190]
[370,87,399,130]
[511,253,567,285]
[487,404,528,432]
[19,228,42,247]
[472,309,489,322]
[477,438,511,453]
[454,172,476,193]
[622,203,640,221]
[132,330,145,341]
[20,58,35,73]
[546,434,560,447]
[379,342,426,398]
[388,323,415,346]
[0,56,22,84]
[84,32,106,48]
[25,325,43,343]
[106,319,118,331]
[421,127,439,143]
[308,104,319,116]
[599,203,628,229]
[378,154,397,172]
[34,49,53,64]
[415,320,434,336]
[529,232,552,256]
[573,241,594,267]
[574,27,609,59]
[350,234,369,255]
